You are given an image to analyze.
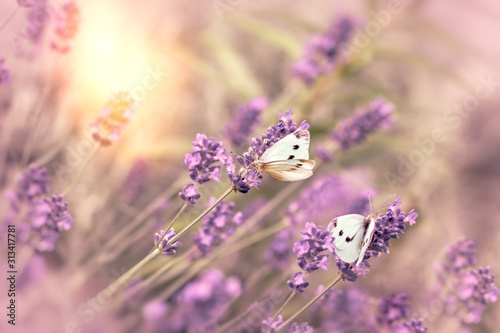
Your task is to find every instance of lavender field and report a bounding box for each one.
[1,1,500,332]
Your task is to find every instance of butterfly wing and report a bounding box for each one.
[356,214,376,266]
[260,129,311,162]
[261,159,315,181]
[328,214,365,264]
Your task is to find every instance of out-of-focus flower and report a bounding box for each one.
[0,58,10,85]
[262,315,283,333]
[169,269,241,332]
[30,194,73,252]
[265,229,294,271]
[377,292,411,326]
[317,286,373,332]
[287,272,309,293]
[395,318,428,333]
[91,92,137,146]
[331,98,394,150]
[183,134,230,185]
[336,198,418,281]
[142,299,169,323]
[443,238,477,273]
[293,222,335,273]
[288,323,314,333]
[224,97,268,147]
[292,16,356,85]
[16,164,51,203]
[154,228,181,255]
[228,109,309,192]
[193,199,242,256]
[50,1,80,52]
[122,158,149,202]
[449,266,499,323]
[178,183,201,205]
[25,0,49,44]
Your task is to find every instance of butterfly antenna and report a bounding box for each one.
[367,191,373,213]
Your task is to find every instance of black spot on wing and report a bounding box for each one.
[297,163,303,166]
[346,237,352,243]
[293,145,299,150]
[288,155,295,160]
[339,230,343,236]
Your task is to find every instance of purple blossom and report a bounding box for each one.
[293,222,335,273]
[25,0,50,44]
[262,315,283,333]
[228,109,309,192]
[331,98,395,150]
[170,270,242,332]
[0,58,10,85]
[265,229,294,270]
[449,266,499,323]
[292,16,356,85]
[183,134,230,185]
[193,199,243,256]
[142,299,169,323]
[178,183,201,205]
[287,272,310,293]
[122,158,149,202]
[288,323,314,333]
[30,195,73,252]
[317,286,373,332]
[335,198,418,281]
[16,164,51,203]
[395,318,428,333]
[154,228,181,255]
[91,92,137,146]
[377,292,411,326]
[443,238,477,273]
[225,97,268,147]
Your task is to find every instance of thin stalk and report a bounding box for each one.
[62,143,100,196]
[276,275,343,332]
[165,202,187,232]
[0,6,20,32]
[269,291,296,332]
[166,186,233,245]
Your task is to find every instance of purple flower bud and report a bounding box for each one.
[30,194,73,252]
[178,183,201,205]
[377,293,411,326]
[262,315,283,333]
[17,164,51,202]
[154,228,181,255]
[287,272,310,293]
[225,97,268,147]
[288,323,314,333]
[183,134,230,185]
[443,239,477,273]
[331,98,394,150]
[293,222,335,273]
[395,318,428,333]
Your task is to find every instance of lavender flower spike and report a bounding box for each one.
[154,228,182,255]
[31,195,73,252]
[91,91,137,146]
[262,315,284,333]
[183,134,230,185]
[17,164,51,202]
[331,98,394,150]
[293,222,335,273]
[287,272,310,293]
[396,318,428,333]
[225,97,268,147]
[179,183,201,205]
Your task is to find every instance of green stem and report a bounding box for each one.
[165,203,187,232]
[166,186,233,245]
[62,143,100,196]
[276,275,343,332]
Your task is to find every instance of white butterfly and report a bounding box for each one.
[328,213,376,266]
[252,129,315,181]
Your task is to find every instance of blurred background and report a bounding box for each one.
[0,0,499,332]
